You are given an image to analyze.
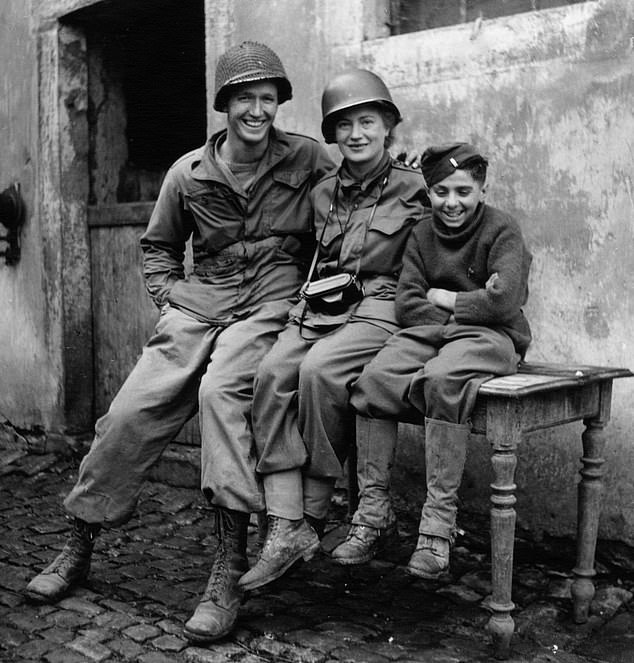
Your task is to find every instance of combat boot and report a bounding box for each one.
[332,417,398,565]
[25,518,101,603]
[407,534,451,579]
[406,418,470,579]
[303,475,335,540]
[184,508,249,643]
[256,510,268,550]
[304,513,325,539]
[331,521,396,565]
[238,516,319,591]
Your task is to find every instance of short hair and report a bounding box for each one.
[457,155,489,185]
[331,102,398,149]
[377,105,398,148]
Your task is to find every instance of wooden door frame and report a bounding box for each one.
[37,0,220,434]
[38,15,93,433]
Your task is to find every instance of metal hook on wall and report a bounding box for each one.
[0,183,25,266]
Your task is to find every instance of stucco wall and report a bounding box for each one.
[1,0,630,545]
[208,0,634,543]
[0,0,66,431]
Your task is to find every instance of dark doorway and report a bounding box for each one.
[59,0,206,420]
[64,0,207,204]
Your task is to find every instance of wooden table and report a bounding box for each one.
[469,362,632,658]
[347,361,633,658]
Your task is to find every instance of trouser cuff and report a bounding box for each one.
[263,470,303,520]
[351,493,395,530]
[303,476,335,520]
[418,516,456,541]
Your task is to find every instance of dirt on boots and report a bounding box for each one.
[238,516,319,591]
[407,534,451,579]
[184,507,250,643]
[331,522,397,565]
[25,518,100,603]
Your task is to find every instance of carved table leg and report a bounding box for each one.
[487,448,517,660]
[571,416,607,623]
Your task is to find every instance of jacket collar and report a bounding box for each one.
[337,149,392,195]
[191,126,293,181]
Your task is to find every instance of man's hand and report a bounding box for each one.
[396,150,422,170]
[427,287,457,312]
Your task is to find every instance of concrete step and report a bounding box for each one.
[148,443,200,489]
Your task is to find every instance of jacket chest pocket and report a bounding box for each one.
[320,218,345,250]
[185,186,245,252]
[362,214,417,274]
[369,214,414,238]
[265,169,313,234]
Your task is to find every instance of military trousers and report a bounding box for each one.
[64,299,293,527]
[252,309,399,481]
[352,324,520,538]
[351,323,520,424]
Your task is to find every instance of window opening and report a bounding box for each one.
[387,0,588,35]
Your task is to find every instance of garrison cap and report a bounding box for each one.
[420,142,486,187]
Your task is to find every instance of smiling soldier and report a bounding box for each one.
[25,41,334,644]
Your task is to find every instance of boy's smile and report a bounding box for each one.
[428,170,486,229]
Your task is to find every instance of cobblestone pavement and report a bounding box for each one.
[2,455,634,663]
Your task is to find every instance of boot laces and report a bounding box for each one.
[203,541,230,603]
[256,515,293,558]
[202,509,246,603]
[211,508,237,542]
[47,523,96,576]
[262,516,283,550]
[48,543,86,576]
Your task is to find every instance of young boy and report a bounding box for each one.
[334,142,532,578]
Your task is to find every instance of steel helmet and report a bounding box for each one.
[320,69,402,144]
[213,41,293,112]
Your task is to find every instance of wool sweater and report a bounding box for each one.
[395,203,532,355]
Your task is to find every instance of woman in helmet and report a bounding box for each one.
[241,69,429,591]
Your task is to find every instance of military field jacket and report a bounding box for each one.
[140,127,334,324]
[295,152,427,326]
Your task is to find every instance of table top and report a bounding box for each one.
[478,362,633,398]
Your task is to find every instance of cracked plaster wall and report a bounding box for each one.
[0,0,631,543]
[211,0,634,542]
